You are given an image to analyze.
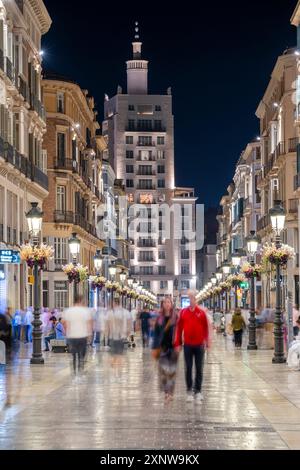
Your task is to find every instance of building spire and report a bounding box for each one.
[134,21,139,40]
[127,21,148,94]
[132,21,142,59]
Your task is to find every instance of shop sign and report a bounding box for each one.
[0,250,20,264]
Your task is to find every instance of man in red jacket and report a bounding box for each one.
[174,290,210,403]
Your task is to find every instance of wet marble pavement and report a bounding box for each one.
[0,334,299,450]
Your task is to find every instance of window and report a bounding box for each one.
[159,251,166,260]
[54,238,68,269]
[128,105,135,111]
[139,194,153,204]
[42,280,49,308]
[138,136,152,146]
[157,150,165,160]
[155,105,162,112]
[126,136,133,144]
[140,266,153,275]
[143,281,151,289]
[181,264,190,274]
[57,133,66,160]
[181,249,190,259]
[57,93,64,113]
[158,179,165,188]
[56,186,66,211]
[139,251,155,262]
[158,266,166,275]
[181,280,190,290]
[126,179,134,188]
[138,150,153,161]
[160,280,168,289]
[126,165,134,174]
[154,120,162,131]
[158,165,165,174]
[126,150,134,159]
[138,165,152,175]
[128,119,135,130]
[137,120,152,130]
[137,105,153,115]
[157,136,165,145]
[139,179,153,190]
[54,281,69,309]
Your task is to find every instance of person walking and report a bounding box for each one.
[63,295,92,376]
[231,308,246,348]
[140,307,151,347]
[152,297,178,402]
[24,307,33,343]
[174,290,210,403]
[13,310,22,341]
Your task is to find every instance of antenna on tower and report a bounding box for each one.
[134,21,139,40]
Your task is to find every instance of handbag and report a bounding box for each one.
[151,319,172,360]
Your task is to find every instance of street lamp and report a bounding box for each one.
[120,269,127,307]
[94,249,103,274]
[211,274,217,313]
[26,202,44,365]
[108,262,117,280]
[222,261,231,315]
[231,250,242,308]
[270,200,286,364]
[216,271,223,315]
[246,231,260,351]
[68,233,81,302]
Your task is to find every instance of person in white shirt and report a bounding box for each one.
[63,295,92,375]
[24,308,33,343]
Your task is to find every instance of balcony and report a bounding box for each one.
[30,93,46,120]
[257,214,271,231]
[5,57,14,83]
[55,158,75,171]
[138,256,156,263]
[288,198,298,214]
[289,137,299,153]
[294,173,300,191]
[126,124,166,132]
[32,165,48,190]
[55,259,68,271]
[19,76,30,102]
[137,240,157,247]
[137,141,154,147]
[137,171,156,176]
[137,184,156,190]
[54,210,74,224]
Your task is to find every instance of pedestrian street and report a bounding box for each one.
[0,333,300,450]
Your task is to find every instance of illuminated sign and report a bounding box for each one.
[181,297,190,308]
[0,250,21,264]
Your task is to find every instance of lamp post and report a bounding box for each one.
[232,250,242,308]
[246,231,260,351]
[127,276,133,311]
[68,232,81,303]
[26,202,44,365]
[120,269,127,307]
[270,200,286,364]
[109,262,117,308]
[94,249,103,308]
[211,274,217,313]
[133,278,139,309]
[222,261,231,313]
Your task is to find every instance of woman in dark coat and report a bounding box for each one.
[152,297,178,402]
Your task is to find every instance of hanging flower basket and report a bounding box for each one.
[63,264,89,284]
[220,281,231,293]
[21,243,54,270]
[227,273,245,287]
[262,243,295,267]
[90,275,107,290]
[241,262,263,279]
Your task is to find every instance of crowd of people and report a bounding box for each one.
[0,290,213,403]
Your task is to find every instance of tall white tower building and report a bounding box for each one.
[103,24,197,301]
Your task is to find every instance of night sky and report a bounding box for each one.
[42,0,297,208]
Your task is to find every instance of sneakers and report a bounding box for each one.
[194,392,204,403]
[186,392,194,402]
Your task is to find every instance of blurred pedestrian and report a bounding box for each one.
[55,317,66,339]
[174,290,210,403]
[63,295,92,375]
[24,307,33,343]
[293,306,300,337]
[140,307,151,347]
[44,318,57,352]
[13,310,22,341]
[231,308,246,348]
[152,297,178,402]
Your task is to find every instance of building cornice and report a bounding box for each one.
[28,0,52,34]
[291,1,300,26]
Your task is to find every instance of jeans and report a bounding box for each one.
[67,338,87,374]
[234,329,243,347]
[142,328,149,347]
[44,334,56,351]
[184,345,205,393]
[14,325,21,340]
[25,325,32,343]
